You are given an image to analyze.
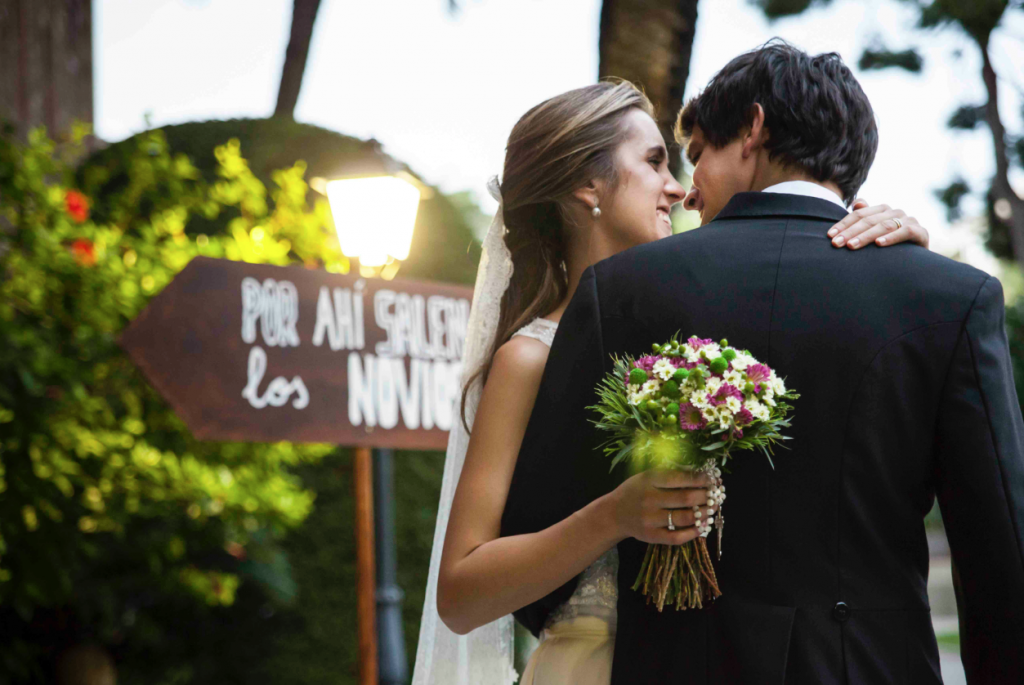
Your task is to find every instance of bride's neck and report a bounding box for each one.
[546,226,616,323]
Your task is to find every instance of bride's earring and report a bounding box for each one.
[591,205,601,220]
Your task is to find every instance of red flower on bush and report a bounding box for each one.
[70,238,97,267]
[65,190,90,223]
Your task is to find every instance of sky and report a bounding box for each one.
[94,0,1024,275]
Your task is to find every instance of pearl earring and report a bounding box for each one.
[591,206,601,219]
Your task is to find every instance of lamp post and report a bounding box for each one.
[320,148,422,685]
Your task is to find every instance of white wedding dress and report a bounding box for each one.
[411,178,617,685]
[513,318,619,685]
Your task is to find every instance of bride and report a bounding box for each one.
[411,81,928,684]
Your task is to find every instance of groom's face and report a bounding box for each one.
[684,126,754,226]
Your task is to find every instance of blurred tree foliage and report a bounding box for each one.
[801,0,1024,264]
[0,122,342,682]
[0,119,475,683]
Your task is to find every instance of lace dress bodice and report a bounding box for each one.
[512,318,619,630]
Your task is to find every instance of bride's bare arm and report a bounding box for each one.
[437,337,713,635]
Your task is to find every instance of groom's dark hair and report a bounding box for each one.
[676,39,877,204]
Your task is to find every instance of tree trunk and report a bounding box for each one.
[979,37,1024,266]
[274,0,322,120]
[599,0,699,176]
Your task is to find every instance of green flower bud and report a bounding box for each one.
[672,368,690,382]
[662,380,681,399]
[719,338,729,348]
[666,402,680,416]
[652,343,662,353]
[722,348,737,362]
[744,382,755,395]
[709,357,728,374]
[629,368,648,385]
[666,414,678,425]
[646,400,661,413]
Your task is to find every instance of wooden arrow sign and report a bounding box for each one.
[120,256,473,449]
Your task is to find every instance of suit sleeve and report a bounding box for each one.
[934,275,1024,683]
[501,266,619,635]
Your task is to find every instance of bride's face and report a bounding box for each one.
[599,110,686,249]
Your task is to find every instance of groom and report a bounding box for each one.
[501,41,1024,684]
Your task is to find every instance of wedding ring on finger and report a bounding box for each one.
[892,217,903,231]
[667,510,676,531]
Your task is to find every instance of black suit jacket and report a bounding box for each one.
[500,193,1024,684]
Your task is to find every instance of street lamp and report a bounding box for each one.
[314,141,425,280]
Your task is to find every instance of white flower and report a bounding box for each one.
[764,396,777,408]
[703,343,722,357]
[725,396,742,413]
[730,353,754,371]
[652,358,676,381]
[724,370,744,386]
[772,376,787,395]
[701,407,717,423]
[746,399,770,421]
[705,377,723,395]
[628,391,645,406]
[683,346,701,363]
[692,391,711,409]
[627,383,640,395]
[642,379,662,395]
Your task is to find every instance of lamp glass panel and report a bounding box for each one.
[326,176,421,267]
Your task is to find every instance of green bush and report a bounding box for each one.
[0,122,343,682]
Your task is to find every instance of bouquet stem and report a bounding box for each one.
[631,537,722,612]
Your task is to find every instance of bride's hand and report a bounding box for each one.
[827,199,930,250]
[608,468,717,546]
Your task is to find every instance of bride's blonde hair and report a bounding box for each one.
[462,81,655,429]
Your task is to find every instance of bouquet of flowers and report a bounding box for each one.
[590,334,798,611]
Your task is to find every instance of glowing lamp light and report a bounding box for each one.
[325,175,422,270]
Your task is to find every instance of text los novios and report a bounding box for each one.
[239,277,469,432]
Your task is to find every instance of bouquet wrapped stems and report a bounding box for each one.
[634,537,722,611]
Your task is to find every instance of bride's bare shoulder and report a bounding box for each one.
[488,335,550,391]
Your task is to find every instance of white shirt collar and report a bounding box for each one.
[761,181,847,210]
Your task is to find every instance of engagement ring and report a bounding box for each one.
[667,510,676,531]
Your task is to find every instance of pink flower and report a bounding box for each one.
[687,336,714,350]
[635,355,659,372]
[679,402,707,431]
[710,383,743,407]
[735,408,755,426]
[746,364,771,385]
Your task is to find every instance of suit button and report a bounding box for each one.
[832,601,851,623]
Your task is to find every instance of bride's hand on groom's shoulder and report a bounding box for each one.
[606,469,718,546]
[827,200,930,251]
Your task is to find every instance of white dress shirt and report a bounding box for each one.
[762,180,847,210]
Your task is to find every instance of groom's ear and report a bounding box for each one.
[741,104,768,159]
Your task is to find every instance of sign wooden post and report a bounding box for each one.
[120,257,473,681]
[354,447,377,685]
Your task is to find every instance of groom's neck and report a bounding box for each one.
[750,163,844,203]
